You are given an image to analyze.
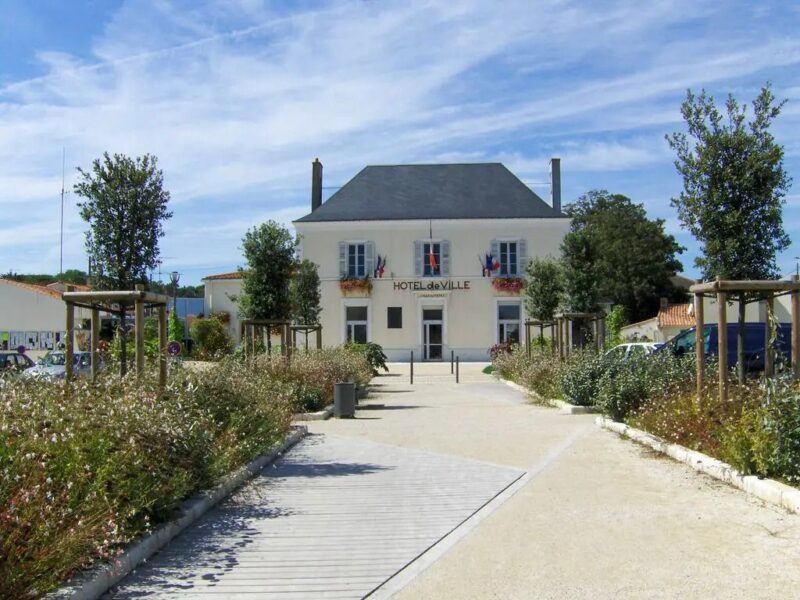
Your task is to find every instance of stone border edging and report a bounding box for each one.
[596,416,800,516]
[48,425,308,600]
[293,404,333,421]
[498,377,600,414]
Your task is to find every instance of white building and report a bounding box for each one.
[206,160,570,361]
[0,279,93,358]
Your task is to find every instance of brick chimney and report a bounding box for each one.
[660,297,669,310]
[549,157,561,213]
[311,158,323,212]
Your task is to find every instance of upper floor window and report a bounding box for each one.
[339,241,374,278]
[499,241,517,276]
[348,243,366,277]
[423,242,441,277]
[414,240,450,277]
[490,239,527,276]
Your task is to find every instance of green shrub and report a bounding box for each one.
[719,378,800,485]
[191,315,233,359]
[346,342,389,376]
[558,350,606,406]
[596,357,648,420]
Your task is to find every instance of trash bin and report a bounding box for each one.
[333,382,356,418]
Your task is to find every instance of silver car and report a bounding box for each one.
[22,351,97,380]
[604,342,663,361]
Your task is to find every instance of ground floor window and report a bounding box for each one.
[345,305,368,343]
[497,302,521,344]
[387,307,402,329]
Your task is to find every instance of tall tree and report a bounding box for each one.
[667,84,792,382]
[290,259,321,325]
[524,256,563,343]
[562,190,684,321]
[238,221,296,321]
[74,152,172,374]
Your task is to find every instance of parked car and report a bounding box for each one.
[0,350,36,375]
[604,342,663,361]
[21,351,99,380]
[656,323,793,371]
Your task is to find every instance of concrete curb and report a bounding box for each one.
[293,404,334,421]
[498,377,599,414]
[49,426,308,600]
[596,417,800,516]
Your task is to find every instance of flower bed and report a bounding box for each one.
[492,345,800,488]
[0,346,373,597]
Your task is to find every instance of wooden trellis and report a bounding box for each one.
[689,276,800,404]
[62,284,171,389]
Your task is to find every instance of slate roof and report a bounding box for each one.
[295,163,564,223]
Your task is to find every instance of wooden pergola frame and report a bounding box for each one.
[62,284,171,389]
[241,319,294,359]
[553,311,606,359]
[690,276,800,404]
[290,324,323,351]
[524,319,556,357]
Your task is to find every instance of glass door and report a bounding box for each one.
[422,308,443,361]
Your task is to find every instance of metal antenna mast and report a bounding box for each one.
[59,148,66,279]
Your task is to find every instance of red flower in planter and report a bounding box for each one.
[491,277,524,293]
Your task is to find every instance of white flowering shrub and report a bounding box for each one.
[0,358,294,597]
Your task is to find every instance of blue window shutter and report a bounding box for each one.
[365,241,375,278]
[414,240,423,277]
[518,239,527,275]
[490,239,499,276]
[441,240,451,276]
[338,242,346,277]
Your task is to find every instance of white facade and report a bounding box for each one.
[203,275,244,342]
[0,279,92,358]
[294,218,569,361]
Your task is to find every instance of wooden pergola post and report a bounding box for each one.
[717,289,728,403]
[316,326,322,350]
[525,321,531,357]
[158,304,167,390]
[65,301,75,382]
[764,294,775,378]
[134,284,145,378]
[90,308,100,382]
[792,275,800,381]
[694,291,704,402]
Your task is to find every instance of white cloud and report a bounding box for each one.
[1,0,799,280]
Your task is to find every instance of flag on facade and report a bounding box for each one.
[429,247,438,273]
[485,253,493,274]
[377,255,386,278]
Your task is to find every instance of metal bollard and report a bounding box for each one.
[456,356,460,384]
[451,350,454,374]
[410,350,414,385]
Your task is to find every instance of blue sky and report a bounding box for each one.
[2,0,800,285]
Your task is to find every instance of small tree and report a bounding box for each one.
[667,84,792,383]
[605,304,626,348]
[561,227,599,313]
[524,256,563,344]
[237,221,297,321]
[74,153,172,375]
[190,316,232,360]
[290,259,321,325]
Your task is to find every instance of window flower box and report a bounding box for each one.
[339,276,373,297]
[492,276,524,295]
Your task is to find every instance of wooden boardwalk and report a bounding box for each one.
[108,433,523,599]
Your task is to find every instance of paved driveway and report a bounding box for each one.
[111,362,800,599]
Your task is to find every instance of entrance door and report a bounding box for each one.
[422,308,443,361]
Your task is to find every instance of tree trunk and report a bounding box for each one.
[737,293,746,385]
[119,306,127,377]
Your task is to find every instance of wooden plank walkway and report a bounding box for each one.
[108,433,523,599]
